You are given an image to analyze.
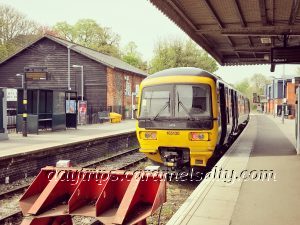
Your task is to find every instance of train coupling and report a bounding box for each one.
[159,147,190,168]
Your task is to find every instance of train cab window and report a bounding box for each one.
[175,84,211,118]
[140,85,171,118]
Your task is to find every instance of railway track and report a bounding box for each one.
[0,148,147,225]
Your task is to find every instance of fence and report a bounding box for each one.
[7,105,130,128]
[86,105,127,124]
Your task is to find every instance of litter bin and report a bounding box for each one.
[109,112,122,123]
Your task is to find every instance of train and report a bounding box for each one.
[136,67,250,169]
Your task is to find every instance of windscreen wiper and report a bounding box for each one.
[152,94,170,120]
[177,91,195,120]
[152,101,170,120]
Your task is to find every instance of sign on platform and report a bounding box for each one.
[66,100,76,114]
[78,101,87,125]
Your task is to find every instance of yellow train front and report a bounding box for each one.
[136,67,249,169]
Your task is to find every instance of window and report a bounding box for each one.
[124,76,131,96]
[139,84,212,120]
[140,85,171,118]
[175,84,211,118]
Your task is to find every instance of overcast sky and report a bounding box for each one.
[1,0,299,84]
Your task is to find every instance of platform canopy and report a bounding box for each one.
[150,0,300,66]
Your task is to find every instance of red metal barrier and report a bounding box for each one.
[19,166,166,225]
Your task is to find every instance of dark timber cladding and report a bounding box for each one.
[0,38,106,106]
[0,35,148,111]
[150,0,300,66]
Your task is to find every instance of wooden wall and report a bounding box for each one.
[0,38,107,107]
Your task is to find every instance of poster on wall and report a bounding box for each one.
[78,101,87,125]
[6,89,17,102]
[66,100,77,114]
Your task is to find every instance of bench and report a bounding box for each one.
[98,111,110,123]
[38,114,52,132]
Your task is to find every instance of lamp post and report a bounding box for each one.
[282,65,285,124]
[16,73,24,88]
[72,65,84,101]
[68,44,76,91]
[16,73,27,136]
[271,75,285,122]
[131,92,137,119]
[272,78,275,117]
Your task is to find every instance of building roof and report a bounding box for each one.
[150,0,300,67]
[0,34,148,77]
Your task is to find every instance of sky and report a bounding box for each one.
[1,0,299,84]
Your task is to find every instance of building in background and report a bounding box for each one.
[263,75,300,118]
[0,35,148,122]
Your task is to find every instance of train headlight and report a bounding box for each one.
[140,131,157,140]
[190,132,209,141]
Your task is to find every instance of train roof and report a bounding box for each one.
[144,67,248,99]
[145,67,219,81]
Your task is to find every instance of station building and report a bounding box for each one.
[0,35,148,121]
[264,76,300,118]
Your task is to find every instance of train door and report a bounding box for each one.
[230,89,237,134]
[225,86,232,142]
[233,91,239,133]
[217,82,227,146]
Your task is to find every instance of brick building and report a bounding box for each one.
[0,35,147,120]
[264,76,300,117]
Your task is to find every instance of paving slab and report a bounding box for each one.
[0,120,136,159]
[167,114,300,225]
[167,115,256,225]
[231,115,300,225]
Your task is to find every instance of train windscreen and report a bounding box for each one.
[175,84,211,119]
[140,84,211,120]
[140,84,172,119]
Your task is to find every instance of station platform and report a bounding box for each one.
[0,120,136,159]
[168,114,300,225]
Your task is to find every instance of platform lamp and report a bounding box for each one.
[270,76,279,118]
[72,65,84,101]
[282,65,285,124]
[67,44,76,91]
[16,73,24,88]
[67,44,76,103]
[16,73,27,137]
[131,92,137,120]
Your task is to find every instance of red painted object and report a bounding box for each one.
[19,166,166,225]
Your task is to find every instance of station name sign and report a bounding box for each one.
[271,46,300,64]
[24,67,48,81]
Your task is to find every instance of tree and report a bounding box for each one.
[235,78,251,96]
[149,38,218,74]
[251,73,270,95]
[53,19,121,58]
[234,73,270,101]
[121,41,147,70]
[0,4,40,61]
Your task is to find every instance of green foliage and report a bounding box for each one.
[149,38,218,74]
[234,73,270,100]
[251,73,270,95]
[121,41,147,70]
[235,78,251,95]
[53,19,121,58]
[0,5,40,61]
